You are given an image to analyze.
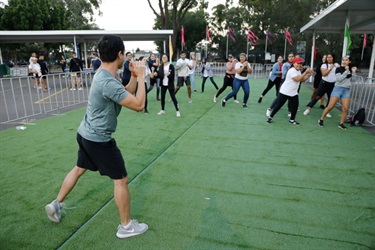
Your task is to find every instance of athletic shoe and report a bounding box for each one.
[156,98,160,101]
[266,108,272,117]
[70,88,76,91]
[326,113,332,118]
[45,200,64,223]
[233,100,240,104]
[157,110,165,115]
[338,124,347,130]
[78,87,82,90]
[303,109,310,115]
[116,220,148,239]
[243,104,248,109]
[213,96,217,103]
[266,117,273,123]
[289,120,300,125]
[221,98,226,107]
[188,99,192,104]
[320,105,325,109]
[258,97,262,103]
[144,109,149,114]
[318,119,324,127]
[176,111,181,117]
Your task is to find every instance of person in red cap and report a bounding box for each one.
[266,57,313,125]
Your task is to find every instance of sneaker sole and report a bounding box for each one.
[116,226,148,239]
[45,204,60,223]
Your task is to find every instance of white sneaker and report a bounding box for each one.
[266,108,272,117]
[45,200,64,223]
[234,100,240,104]
[78,87,82,90]
[70,88,76,91]
[213,96,217,103]
[116,220,148,239]
[303,109,310,115]
[326,112,332,118]
[188,99,192,104]
[176,111,181,117]
[157,110,165,115]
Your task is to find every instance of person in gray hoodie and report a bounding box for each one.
[318,55,357,130]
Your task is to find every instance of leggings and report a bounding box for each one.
[307,80,334,108]
[201,76,219,92]
[160,86,179,111]
[270,93,299,120]
[215,73,237,99]
[261,77,281,97]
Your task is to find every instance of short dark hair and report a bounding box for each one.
[98,35,125,62]
[125,52,132,56]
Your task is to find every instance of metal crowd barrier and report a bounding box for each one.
[347,76,375,126]
[0,71,94,124]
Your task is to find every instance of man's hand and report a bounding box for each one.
[130,60,146,77]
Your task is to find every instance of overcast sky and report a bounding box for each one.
[95,0,229,51]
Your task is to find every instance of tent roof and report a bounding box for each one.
[0,30,173,44]
[300,0,375,34]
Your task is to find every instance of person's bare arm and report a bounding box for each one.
[120,61,146,111]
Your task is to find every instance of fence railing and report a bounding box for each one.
[346,77,375,126]
[1,68,374,127]
[0,71,93,124]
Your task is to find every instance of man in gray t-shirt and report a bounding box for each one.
[45,35,149,239]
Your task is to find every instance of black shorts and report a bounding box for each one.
[76,133,127,179]
[177,76,191,87]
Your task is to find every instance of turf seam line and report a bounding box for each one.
[57,102,217,249]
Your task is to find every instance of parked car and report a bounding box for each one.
[3,60,15,67]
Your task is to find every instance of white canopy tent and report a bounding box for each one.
[300,0,375,78]
[0,30,173,67]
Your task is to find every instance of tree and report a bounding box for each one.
[147,0,199,60]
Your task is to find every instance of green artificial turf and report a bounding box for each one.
[0,77,374,249]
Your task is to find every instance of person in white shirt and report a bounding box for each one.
[303,53,339,117]
[189,54,197,92]
[221,53,252,109]
[28,57,41,89]
[174,51,193,103]
[267,57,313,125]
[155,53,180,117]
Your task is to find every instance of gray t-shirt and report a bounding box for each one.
[77,68,128,142]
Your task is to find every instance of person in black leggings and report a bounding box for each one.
[267,57,313,125]
[303,53,338,116]
[258,55,283,103]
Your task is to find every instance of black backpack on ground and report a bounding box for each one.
[351,108,366,126]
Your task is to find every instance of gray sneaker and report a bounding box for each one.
[45,200,63,223]
[116,220,148,239]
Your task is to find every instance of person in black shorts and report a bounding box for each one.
[174,51,193,103]
[45,35,148,239]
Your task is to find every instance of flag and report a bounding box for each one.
[169,35,173,61]
[285,28,293,46]
[361,33,367,60]
[206,26,212,44]
[181,26,185,48]
[344,24,351,54]
[247,29,259,46]
[227,27,236,42]
[266,31,276,45]
[363,33,367,48]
